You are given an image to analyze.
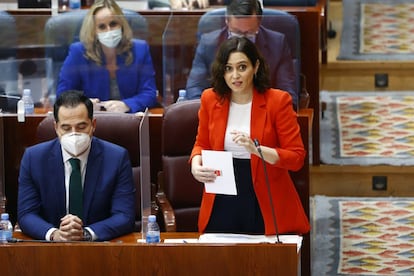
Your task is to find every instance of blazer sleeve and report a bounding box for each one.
[119,40,157,113]
[56,42,84,96]
[271,91,305,171]
[86,146,136,241]
[190,89,214,158]
[274,36,297,107]
[185,31,220,100]
[18,142,66,240]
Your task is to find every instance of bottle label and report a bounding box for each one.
[0,230,12,242]
[146,231,160,243]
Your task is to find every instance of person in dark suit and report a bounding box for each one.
[57,0,157,113]
[190,37,309,235]
[18,90,136,241]
[186,0,297,108]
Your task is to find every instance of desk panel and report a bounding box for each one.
[1,232,298,275]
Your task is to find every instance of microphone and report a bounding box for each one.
[253,139,282,244]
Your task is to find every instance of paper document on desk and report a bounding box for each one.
[198,233,302,252]
[201,150,237,195]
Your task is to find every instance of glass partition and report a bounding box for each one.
[162,14,201,105]
[0,13,55,113]
[162,12,302,109]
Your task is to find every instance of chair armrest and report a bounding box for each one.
[156,171,177,232]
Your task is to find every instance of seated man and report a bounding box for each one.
[185,0,297,108]
[18,90,136,241]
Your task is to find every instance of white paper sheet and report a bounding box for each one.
[198,233,302,253]
[201,150,237,195]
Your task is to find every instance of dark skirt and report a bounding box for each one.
[205,158,265,234]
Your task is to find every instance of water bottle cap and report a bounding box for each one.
[148,215,156,222]
[1,213,9,220]
[23,89,31,96]
[178,89,186,97]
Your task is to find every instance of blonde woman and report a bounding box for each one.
[57,0,157,113]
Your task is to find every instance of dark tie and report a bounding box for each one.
[69,158,83,219]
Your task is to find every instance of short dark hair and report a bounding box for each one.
[226,0,263,17]
[54,90,94,122]
[211,36,270,99]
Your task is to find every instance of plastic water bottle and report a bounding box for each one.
[22,89,34,115]
[146,215,160,243]
[0,213,13,243]
[176,89,186,102]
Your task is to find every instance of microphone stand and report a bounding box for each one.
[254,139,282,244]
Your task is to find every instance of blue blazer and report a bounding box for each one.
[17,137,136,241]
[185,26,297,106]
[57,39,157,113]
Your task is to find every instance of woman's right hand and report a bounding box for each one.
[191,155,217,183]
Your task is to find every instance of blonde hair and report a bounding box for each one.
[79,0,133,65]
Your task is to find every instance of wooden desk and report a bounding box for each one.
[1,232,299,275]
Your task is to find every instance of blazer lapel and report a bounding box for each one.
[250,91,267,183]
[48,139,66,218]
[83,138,103,221]
[211,98,229,150]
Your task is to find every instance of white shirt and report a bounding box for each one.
[224,101,252,159]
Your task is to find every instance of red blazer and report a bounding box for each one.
[191,88,310,235]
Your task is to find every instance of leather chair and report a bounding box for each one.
[36,112,143,231]
[196,8,301,107]
[156,100,203,232]
[0,10,16,60]
[44,9,148,95]
[156,100,311,276]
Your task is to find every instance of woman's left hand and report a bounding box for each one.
[102,100,130,113]
[230,130,257,154]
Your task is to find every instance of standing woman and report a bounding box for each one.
[57,0,157,113]
[190,36,310,235]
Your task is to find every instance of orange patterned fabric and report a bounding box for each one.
[361,3,414,54]
[339,200,414,275]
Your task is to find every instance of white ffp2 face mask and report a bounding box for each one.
[60,132,91,157]
[97,28,122,48]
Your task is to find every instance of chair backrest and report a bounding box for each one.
[36,112,143,231]
[196,8,301,101]
[44,9,148,95]
[160,100,203,232]
[0,11,17,60]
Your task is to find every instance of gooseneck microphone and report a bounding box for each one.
[253,139,282,244]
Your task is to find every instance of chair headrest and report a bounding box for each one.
[37,112,142,166]
[162,100,200,156]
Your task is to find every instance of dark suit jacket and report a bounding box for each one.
[186,26,297,106]
[56,40,157,113]
[190,88,310,235]
[18,137,136,241]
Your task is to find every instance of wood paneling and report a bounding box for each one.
[2,232,299,275]
[311,165,414,196]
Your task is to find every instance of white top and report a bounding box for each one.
[224,101,252,159]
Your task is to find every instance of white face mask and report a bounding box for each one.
[60,132,91,157]
[228,31,258,43]
[97,28,122,48]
